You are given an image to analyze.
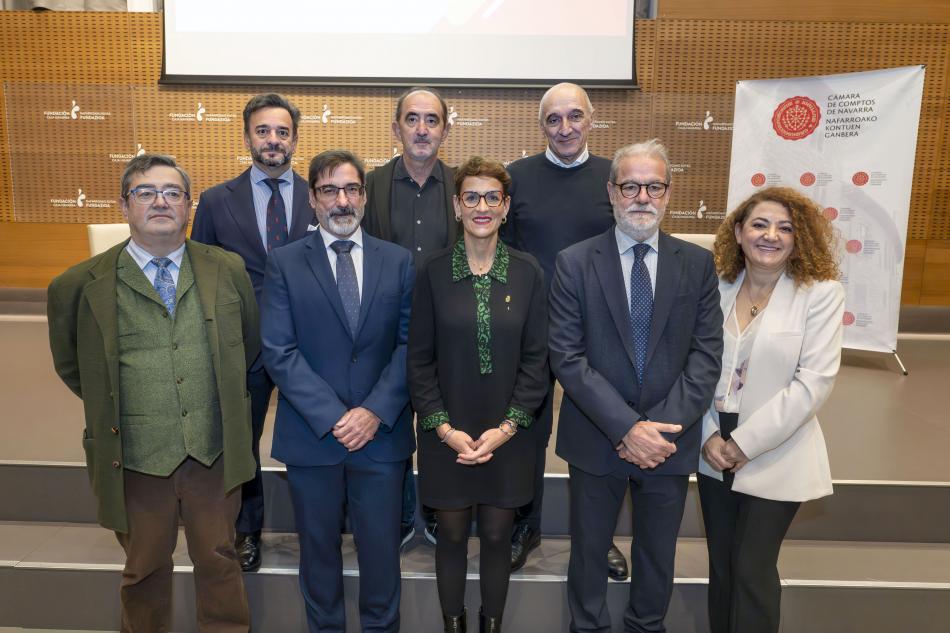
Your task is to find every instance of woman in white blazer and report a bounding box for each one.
[698,186,844,633]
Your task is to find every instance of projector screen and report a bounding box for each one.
[162,0,637,87]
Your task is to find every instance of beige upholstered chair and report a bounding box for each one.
[87,224,131,256]
[671,232,715,252]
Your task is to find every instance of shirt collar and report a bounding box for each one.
[545,145,590,169]
[452,239,509,283]
[319,226,364,250]
[614,225,660,256]
[393,156,443,183]
[125,238,186,269]
[250,164,294,186]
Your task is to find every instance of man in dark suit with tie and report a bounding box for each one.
[191,93,313,571]
[549,139,723,633]
[261,150,415,633]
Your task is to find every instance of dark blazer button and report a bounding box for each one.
[110,426,119,435]
[351,355,357,363]
[112,460,120,468]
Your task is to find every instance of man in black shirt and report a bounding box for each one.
[501,83,625,580]
[363,87,457,546]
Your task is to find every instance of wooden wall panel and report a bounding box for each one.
[658,0,950,24]
[0,223,90,287]
[0,7,948,303]
[920,240,950,305]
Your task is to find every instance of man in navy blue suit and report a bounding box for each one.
[549,139,722,633]
[191,93,314,572]
[261,150,415,633]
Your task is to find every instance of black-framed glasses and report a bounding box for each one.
[127,187,188,204]
[611,181,669,199]
[459,191,505,208]
[314,183,365,199]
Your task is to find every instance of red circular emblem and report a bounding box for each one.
[751,173,766,187]
[846,240,863,254]
[842,311,855,326]
[823,207,838,220]
[852,171,869,186]
[800,172,816,186]
[772,96,821,141]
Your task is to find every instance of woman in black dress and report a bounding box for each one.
[408,157,549,633]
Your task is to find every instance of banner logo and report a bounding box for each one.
[751,173,766,187]
[852,171,869,186]
[800,172,816,186]
[169,102,232,123]
[772,96,821,140]
[51,188,115,209]
[44,99,111,121]
[447,106,487,127]
[302,103,360,126]
[823,207,838,221]
[675,110,732,132]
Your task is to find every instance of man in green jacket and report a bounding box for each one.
[47,154,260,633]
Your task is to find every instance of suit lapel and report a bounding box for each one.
[645,232,682,367]
[440,161,458,244]
[356,237,382,337]
[187,240,221,375]
[227,170,268,261]
[288,172,313,241]
[304,233,353,337]
[85,244,124,398]
[591,230,638,369]
[757,272,795,334]
[375,158,395,241]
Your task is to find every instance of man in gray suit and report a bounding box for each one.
[549,139,723,633]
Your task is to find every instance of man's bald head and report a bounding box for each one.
[538,83,595,164]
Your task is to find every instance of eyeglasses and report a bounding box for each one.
[611,181,669,199]
[459,191,505,208]
[127,187,188,204]
[314,183,365,200]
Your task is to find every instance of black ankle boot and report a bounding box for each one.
[479,607,501,633]
[443,607,466,633]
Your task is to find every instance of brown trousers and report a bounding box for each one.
[115,457,250,633]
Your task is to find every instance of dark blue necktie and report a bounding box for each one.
[630,243,653,384]
[331,240,360,335]
[151,257,176,317]
[264,178,288,251]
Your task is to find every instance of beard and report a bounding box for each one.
[323,205,363,238]
[614,200,663,242]
[251,143,292,168]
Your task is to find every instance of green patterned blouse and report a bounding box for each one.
[418,239,533,431]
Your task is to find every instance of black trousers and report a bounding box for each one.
[567,465,688,633]
[698,473,800,633]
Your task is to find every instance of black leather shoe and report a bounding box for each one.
[236,531,262,572]
[424,518,438,546]
[509,523,541,572]
[443,607,466,633]
[607,542,628,581]
[479,607,501,633]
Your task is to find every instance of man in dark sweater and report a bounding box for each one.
[501,83,626,580]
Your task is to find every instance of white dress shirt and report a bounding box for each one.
[250,165,295,248]
[319,226,364,301]
[615,226,659,307]
[124,239,186,285]
[545,145,590,168]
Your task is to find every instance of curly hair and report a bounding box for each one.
[453,156,512,197]
[714,186,839,285]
